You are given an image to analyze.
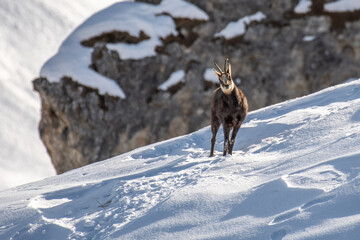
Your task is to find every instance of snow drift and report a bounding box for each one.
[1,79,360,239]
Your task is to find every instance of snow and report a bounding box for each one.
[156,0,209,20]
[0,0,119,190]
[1,79,360,239]
[294,0,312,14]
[203,68,219,83]
[0,0,208,190]
[215,11,266,39]
[158,70,185,91]
[324,0,360,12]
[204,68,241,85]
[295,0,360,13]
[303,35,317,42]
[41,0,208,97]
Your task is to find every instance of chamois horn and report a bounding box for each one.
[214,61,223,74]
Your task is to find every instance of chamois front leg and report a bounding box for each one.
[223,125,231,156]
[210,117,220,157]
[228,123,241,155]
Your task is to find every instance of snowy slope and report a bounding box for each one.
[1,79,360,239]
[0,0,119,190]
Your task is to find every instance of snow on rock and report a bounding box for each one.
[203,68,218,83]
[41,49,127,98]
[324,0,360,12]
[215,11,266,39]
[157,0,209,20]
[40,0,208,98]
[294,0,312,14]
[158,70,185,91]
[1,79,360,239]
[303,35,317,42]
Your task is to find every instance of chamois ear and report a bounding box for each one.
[224,58,228,72]
[226,62,232,76]
[212,68,222,77]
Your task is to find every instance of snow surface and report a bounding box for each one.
[40,0,208,97]
[215,11,266,39]
[158,70,185,91]
[203,68,219,83]
[324,0,360,12]
[295,0,360,13]
[303,35,317,42]
[1,80,360,239]
[0,0,119,190]
[294,0,312,14]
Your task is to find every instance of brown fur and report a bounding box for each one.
[210,59,248,157]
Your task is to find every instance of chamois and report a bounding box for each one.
[210,59,248,157]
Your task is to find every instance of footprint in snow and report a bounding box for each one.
[269,209,300,225]
[269,194,335,225]
[300,195,335,210]
[282,164,346,192]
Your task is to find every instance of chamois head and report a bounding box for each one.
[213,58,234,95]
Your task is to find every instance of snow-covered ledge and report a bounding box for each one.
[158,70,185,91]
[215,11,266,39]
[40,0,208,98]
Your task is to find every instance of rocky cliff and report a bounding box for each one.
[34,0,360,174]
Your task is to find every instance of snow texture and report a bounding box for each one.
[215,11,266,39]
[40,0,208,98]
[158,70,185,91]
[1,79,360,239]
[303,35,317,42]
[0,0,119,190]
[203,68,219,83]
[324,0,360,12]
[294,0,312,14]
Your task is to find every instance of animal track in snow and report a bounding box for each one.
[269,209,300,225]
[269,194,335,226]
[269,164,341,226]
[25,155,208,239]
[283,164,346,192]
[300,195,335,210]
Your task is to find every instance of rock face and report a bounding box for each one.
[34,0,360,174]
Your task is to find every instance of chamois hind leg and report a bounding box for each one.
[223,125,231,156]
[210,117,220,157]
[229,123,241,155]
